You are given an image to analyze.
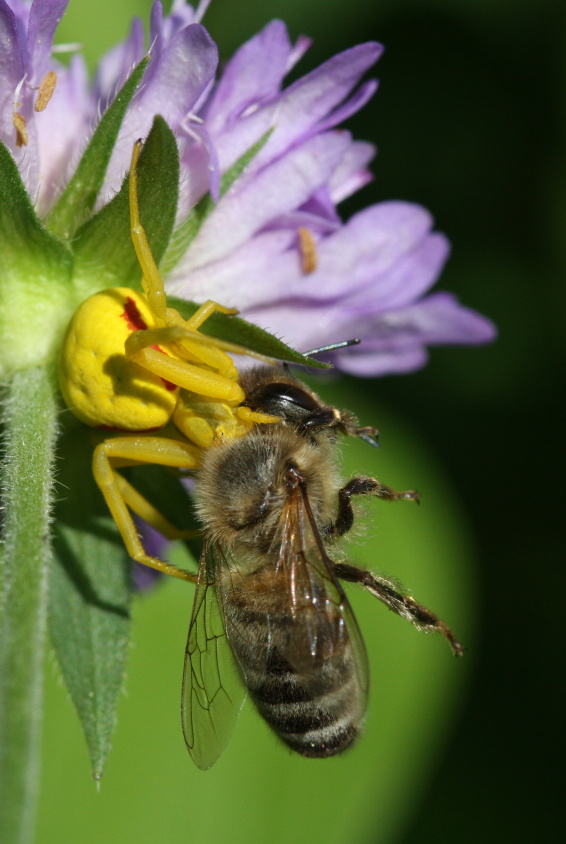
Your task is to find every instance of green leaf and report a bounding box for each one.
[161,129,273,274]
[0,141,73,379]
[72,116,179,299]
[50,418,131,780]
[46,58,150,240]
[0,367,59,844]
[168,297,330,368]
[0,142,71,270]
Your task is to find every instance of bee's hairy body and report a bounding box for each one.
[198,422,363,757]
[196,424,340,552]
[184,367,464,769]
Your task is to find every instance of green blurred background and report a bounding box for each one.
[41,0,563,842]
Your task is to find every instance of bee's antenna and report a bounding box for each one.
[282,339,361,372]
[303,338,361,358]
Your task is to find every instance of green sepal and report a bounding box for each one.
[46,57,150,240]
[162,129,273,273]
[50,417,131,780]
[71,115,179,300]
[168,296,330,368]
[0,141,73,378]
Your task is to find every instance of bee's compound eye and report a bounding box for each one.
[252,382,321,416]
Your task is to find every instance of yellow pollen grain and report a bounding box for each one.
[35,71,57,112]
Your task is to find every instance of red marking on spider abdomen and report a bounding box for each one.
[120,296,177,392]
[121,296,149,332]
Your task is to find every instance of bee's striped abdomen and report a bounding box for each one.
[225,597,364,758]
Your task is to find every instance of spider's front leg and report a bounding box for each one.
[127,140,274,403]
[123,323,245,403]
[93,434,202,582]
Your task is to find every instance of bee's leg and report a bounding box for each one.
[334,560,464,657]
[333,476,420,537]
[298,408,380,447]
[334,410,381,448]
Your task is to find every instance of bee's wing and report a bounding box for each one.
[217,480,370,713]
[181,537,246,770]
[279,483,370,701]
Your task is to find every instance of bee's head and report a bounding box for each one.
[239,367,324,427]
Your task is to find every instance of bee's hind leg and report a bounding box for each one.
[334,560,464,657]
[330,477,462,655]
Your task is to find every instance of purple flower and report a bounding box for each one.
[0,0,495,380]
[163,16,496,374]
[0,0,87,214]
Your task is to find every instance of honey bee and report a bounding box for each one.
[182,367,464,769]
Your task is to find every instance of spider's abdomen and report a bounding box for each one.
[59,287,178,430]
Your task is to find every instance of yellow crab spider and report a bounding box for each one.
[59,140,278,582]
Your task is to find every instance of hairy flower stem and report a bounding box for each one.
[0,368,59,844]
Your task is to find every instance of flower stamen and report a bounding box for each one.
[12,112,27,147]
[298,227,318,274]
[34,71,57,112]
